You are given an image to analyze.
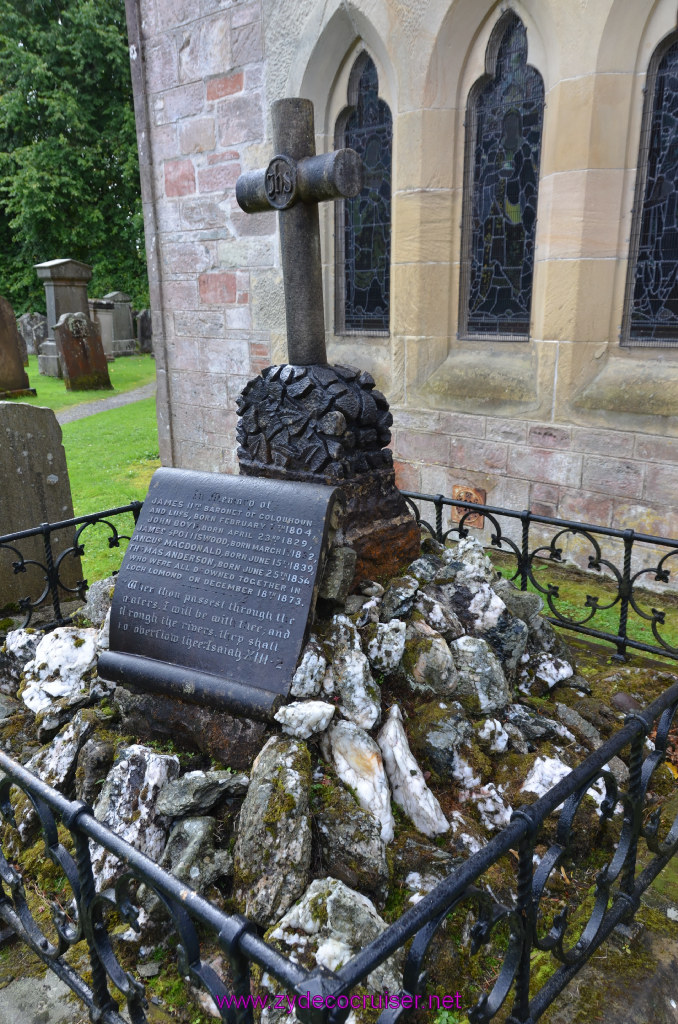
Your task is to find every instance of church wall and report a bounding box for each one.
[126,0,678,561]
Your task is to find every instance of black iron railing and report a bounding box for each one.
[1,683,677,1023]
[403,491,678,664]
[0,503,142,629]
[1,494,677,665]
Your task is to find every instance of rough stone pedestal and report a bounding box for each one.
[236,363,420,587]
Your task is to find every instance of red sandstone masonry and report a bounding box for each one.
[527,424,572,449]
[644,463,678,506]
[164,159,196,197]
[558,489,614,525]
[232,20,262,65]
[199,271,237,304]
[207,72,243,101]
[581,455,644,499]
[217,92,264,147]
[179,118,216,154]
[508,446,582,489]
[198,163,241,193]
[439,411,486,438]
[449,437,508,473]
[394,459,421,492]
[634,434,678,463]
[154,83,205,126]
[393,430,450,465]
[571,426,635,457]
[163,241,216,276]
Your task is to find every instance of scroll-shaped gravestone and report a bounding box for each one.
[98,468,339,720]
[53,313,112,391]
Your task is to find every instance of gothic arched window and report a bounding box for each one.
[623,33,678,347]
[460,14,544,339]
[335,54,392,334]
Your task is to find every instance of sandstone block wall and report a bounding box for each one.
[126,0,678,556]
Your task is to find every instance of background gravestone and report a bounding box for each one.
[0,296,36,399]
[34,259,92,378]
[54,313,112,391]
[104,291,136,356]
[136,309,152,354]
[16,312,47,357]
[0,403,82,611]
[88,300,115,359]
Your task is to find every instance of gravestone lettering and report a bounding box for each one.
[54,313,112,391]
[0,296,36,399]
[99,468,339,720]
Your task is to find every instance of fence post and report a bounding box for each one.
[41,522,64,625]
[520,511,531,591]
[615,530,634,662]
[435,495,444,543]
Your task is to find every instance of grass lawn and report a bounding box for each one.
[10,354,157,412]
[61,396,160,583]
[491,549,678,661]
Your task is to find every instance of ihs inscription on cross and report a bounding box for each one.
[236,98,362,366]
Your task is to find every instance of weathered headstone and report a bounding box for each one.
[88,299,115,359]
[99,468,340,720]
[235,98,420,583]
[53,313,112,391]
[0,403,82,611]
[34,259,92,378]
[136,308,153,354]
[0,296,36,399]
[103,291,136,356]
[16,312,48,357]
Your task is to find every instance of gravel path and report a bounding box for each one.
[56,380,156,425]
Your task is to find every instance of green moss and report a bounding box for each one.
[72,636,85,648]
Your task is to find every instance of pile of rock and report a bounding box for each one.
[0,535,648,1015]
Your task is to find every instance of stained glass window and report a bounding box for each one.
[460,15,544,338]
[624,36,678,347]
[336,55,392,333]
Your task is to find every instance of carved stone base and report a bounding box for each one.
[236,363,421,586]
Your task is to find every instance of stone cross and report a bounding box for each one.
[236,98,362,365]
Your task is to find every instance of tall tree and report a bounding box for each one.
[0,0,147,313]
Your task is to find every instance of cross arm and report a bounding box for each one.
[236,148,362,214]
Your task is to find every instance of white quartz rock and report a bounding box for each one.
[274,700,335,739]
[534,654,574,689]
[333,648,381,729]
[91,744,180,888]
[267,877,402,994]
[96,609,111,652]
[366,619,406,673]
[467,583,507,632]
[328,614,362,652]
[290,641,326,698]
[322,720,394,843]
[377,705,449,837]
[22,627,98,713]
[477,718,510,753]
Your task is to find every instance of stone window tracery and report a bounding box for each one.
[623,32,678,347]
[334,53,392,334]
[459,13,544,340]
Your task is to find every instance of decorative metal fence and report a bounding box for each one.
[403,490,678,664]
[0,503,142,629]
[2,493,677,666]
[0,682,677,1024]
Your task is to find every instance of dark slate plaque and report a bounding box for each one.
[99,468,338,719]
